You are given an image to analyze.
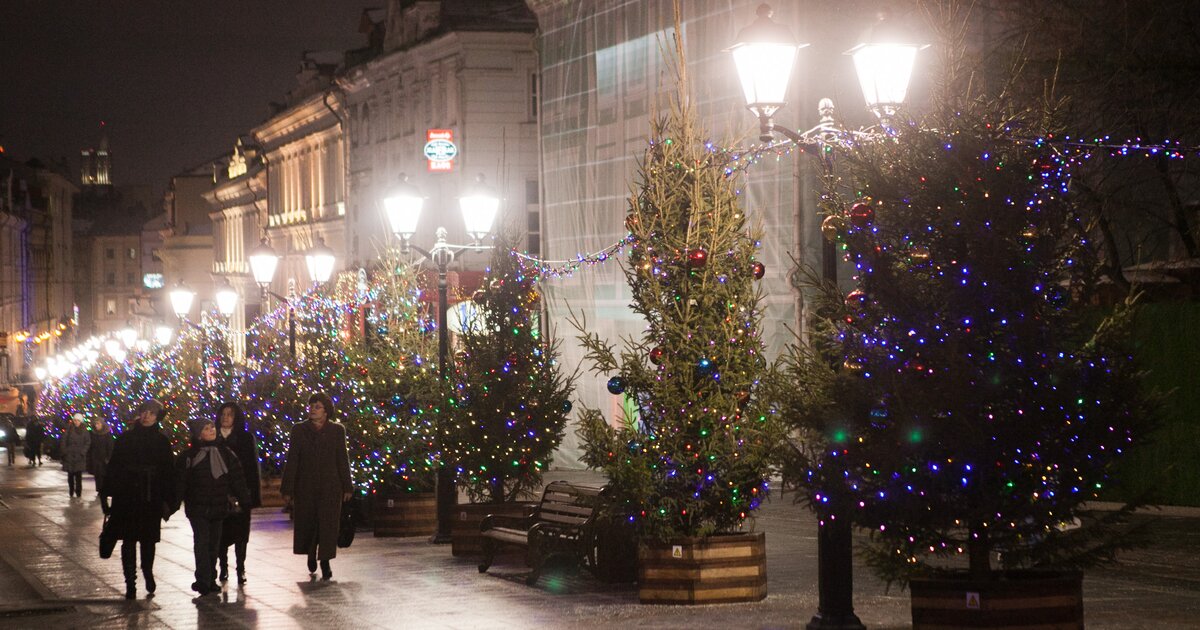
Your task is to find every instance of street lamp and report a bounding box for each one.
[383,172,500,544]
[169,282,197,320]
[305,237,337,285]
[730,5,921,630]
[250,236,335,358]
[215,279,240,318]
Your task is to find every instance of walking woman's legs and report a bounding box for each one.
[120,540,137,599]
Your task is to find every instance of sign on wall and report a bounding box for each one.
[424,129,458,172]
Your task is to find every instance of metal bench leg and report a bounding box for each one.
[478,537,495,573]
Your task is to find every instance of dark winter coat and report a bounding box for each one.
[101,423,176,542]
[218,426,261,544]
[61,424,91,473]
[175,441,250,521]
[281,420,353,560]
[87,427,114,476]
[25,418,45,447]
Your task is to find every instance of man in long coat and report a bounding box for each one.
[101,399,176,599]
[281,392,353,580]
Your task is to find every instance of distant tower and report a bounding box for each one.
[81,122,112,187]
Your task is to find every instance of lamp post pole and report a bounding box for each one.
[729,5,922,629]
[383,174,500,545]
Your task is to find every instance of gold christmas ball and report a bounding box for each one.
[821,215,844,242]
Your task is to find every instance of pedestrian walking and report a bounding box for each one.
[281,392,353,580]
[0,414,18,466]
[100,399,176,600]
[215,402,260,584]
[62,413,91,498]
[175,418,249,597]
[25,416,45,466]
[87,416,115,499]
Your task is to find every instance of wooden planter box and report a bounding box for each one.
[910,570,1083,629]
[372,492,437,537]
[259,476,284,508]
[451,501,536,557]
[638,532,767,605]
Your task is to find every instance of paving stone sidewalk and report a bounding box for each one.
[2,459,1199,629]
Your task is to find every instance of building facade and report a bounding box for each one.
[158,162,219,320]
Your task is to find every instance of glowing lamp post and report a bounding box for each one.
[383,172,500,544]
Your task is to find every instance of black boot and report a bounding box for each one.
[218,554,229,582]
[141,542,157,594]
[307,554,317,574]
[236,543,247,584]
[320,559,332,581]
[120,543,137,599]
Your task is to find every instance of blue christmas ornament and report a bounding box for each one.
[607,376,626,395]
[562,400,573,413]
[696,357,715,375]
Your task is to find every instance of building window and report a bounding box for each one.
[128,247,137,259]
[106,272,115,285]
[105,248,115,260]
[143,273,164,289]
[126,272,135,285]
[105,299,117,315]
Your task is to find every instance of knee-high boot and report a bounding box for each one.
[141,542,157,594]
[120,542,137,599]
[235,541,247,584]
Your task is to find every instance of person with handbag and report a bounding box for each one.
[281,391,353,581]
[215,402,260,584]
[100,399,176,600]
[62,413,91,498]
[175,418,249,597]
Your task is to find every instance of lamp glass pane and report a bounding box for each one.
[382,193,423,237]
[852,43,918,108]
[306,251,336,284]
[248,250,278,285]
[169,287,195,317]
[460,194,500,240]
[216,286,239,315]
[731,43,797,109]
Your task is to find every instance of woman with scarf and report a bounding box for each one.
[215,402,260,584]
[176,418,249,596]
[101,399,176,599]
[281,391,353,580]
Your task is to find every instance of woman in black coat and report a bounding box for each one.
[87,416,115,497]
[100,400,176,599]
[176,418,249,597]
[215,402,260,584]
[281,391,353,580]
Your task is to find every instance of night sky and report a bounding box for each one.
[0,1,379,195]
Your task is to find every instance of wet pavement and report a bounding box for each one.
[1,451,1199,629]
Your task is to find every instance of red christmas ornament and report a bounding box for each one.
[649,346,665,365]
[736,391,751,408]
[751,261,765,279]
[845,289,867,307]
[849,202,875,229]
[686,248,708,268]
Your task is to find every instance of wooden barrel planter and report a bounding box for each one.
[450,501,536,557]
[638,532,767,605]
[910,570,1083,629]
[372,492,437,537]
[259,476,284,508]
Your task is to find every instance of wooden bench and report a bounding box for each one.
[477,481,608,586]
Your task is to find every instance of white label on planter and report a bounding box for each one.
[966,592,981,609]
[387,499,395,508]
[672,545,683,558]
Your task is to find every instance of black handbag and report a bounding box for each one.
[99,515,118,559]
[337,501,356,548]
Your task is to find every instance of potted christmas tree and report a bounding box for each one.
[779,88,1153,626]
[574,38,780,604]
[444,236,576,556]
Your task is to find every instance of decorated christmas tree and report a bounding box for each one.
[447,237,576,503]
[779,94,1153,584]
[574,53,779,541]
